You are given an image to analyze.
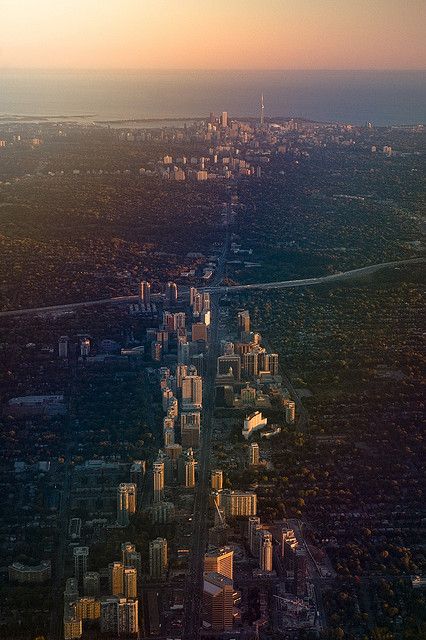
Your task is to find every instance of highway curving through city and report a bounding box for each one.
[0,257,423,319]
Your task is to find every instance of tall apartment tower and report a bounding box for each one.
[181,375,203,410]
[202,572,234,632]
[124,567,138,598]
[184,448,196,488]
[286,400,296,424]
[221,111,228,128]
[117,483,137,526]
[237,310,250,335]
[204,547,234,580]
[222,490,257,517]
[109,561,124,596]
[83,571,100,597]
[249,442,260,466]
[100,598,139,634]
[121,542,136,565]
[211,469,223,491]
[139,280,151,305]
[153,454,165,503]
[165,281,178,306]
[248,516,261,554]
[73,547,89,584]
[149,538,168,578]
[265,353,279,376]
[259,531,273,572]
[58,335,69,359]
[180,411,201,448]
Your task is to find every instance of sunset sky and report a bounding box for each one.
[1,0,425,70]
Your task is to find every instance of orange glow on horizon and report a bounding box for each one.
[0,0,425,71]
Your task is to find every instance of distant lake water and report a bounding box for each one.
[0,69,425,126]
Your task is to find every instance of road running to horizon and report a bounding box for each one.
[0,257,423,319]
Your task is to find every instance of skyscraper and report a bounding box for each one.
[117,483,137,526]
[109,561,124,596]
[184,448,196,488]
[83,571,100,597]
[181,375,203,410]
[249,442,260,466]
[259,531,273,572]
[149,538,168,578]
[237,310,250,335]
[100,597,139,634]
[73,547,89,584]
[221,111,228,128]
[211,469,223,491]
[180,411,201,448]
[139,280,151,305]
[153,453,165,503]
[124,567,138,598]
[165,281,178,306]
[202,572,234,631]
[204,547,234,580]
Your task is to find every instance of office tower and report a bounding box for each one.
[217,354,241,381]
[149,538,168,578]
[58,335,69,359]
[151,500,175,524]
[75,597,101,620]
[249,442,260,466]
[182,375,203,410]
[259,531,273,572]
[191,352,206,377]
[237,310,250,335]
[192,322,208,342]
[204,547,234,580]
[221,111,228,128]
[242,351,259,378]
[295,550,307,596]
[124,567,138,598]
[109,561,124,596]
[189,286,198,306]
[241,383,256,405]
[260,93,265,127]
[165,281,178,306]
[162,388,174,412]
[117,483,137,526]
[265,353,279,376]
[130,460,146,487]
[184,448,196,488]
[181,411,201,448]
[100,597,139,634]
[139,280,151,305]
[121,542,136,566]
[248,516,261,554]
[211,469,223,491]
[242,411,267,439]
[153,454,165,503]
[178,338,190,365]
[173,311,186,330]
[221,490,257,517]
[192,291,203,317]
[286,400,296,424]
[151,340,162,362]
[126,551,142,576]
[176,364,188,389]
[80,337,90,358]
[63,618,82,640]
[73,547,89,584]
[164,427,175,446]
[83,571,100,596]
[215,385,235,408]
[202,572,234,632]
[221,340,235,355]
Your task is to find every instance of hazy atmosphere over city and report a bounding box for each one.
[0,2,424,640]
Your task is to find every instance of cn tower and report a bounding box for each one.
[260,93,265,127]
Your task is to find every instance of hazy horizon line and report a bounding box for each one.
[1,67,425,73]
